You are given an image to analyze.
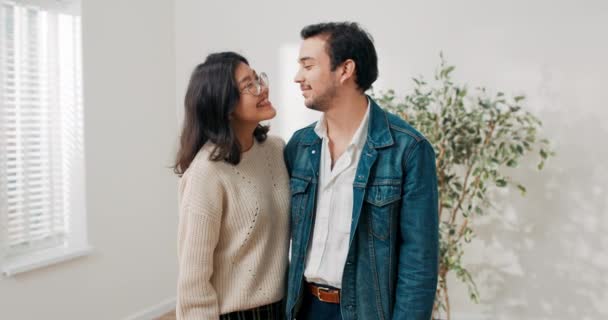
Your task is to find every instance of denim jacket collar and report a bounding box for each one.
[298,96,394,149]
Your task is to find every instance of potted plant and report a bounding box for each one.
[373,54,553,320]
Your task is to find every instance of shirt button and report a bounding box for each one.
[312,150,316,154]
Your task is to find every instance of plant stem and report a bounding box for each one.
[449,161,473,225]
[457,218,468,240]
[450,121,495,237]
[444,279,451,320]
[436,118,446,222]
[457,175,481,241]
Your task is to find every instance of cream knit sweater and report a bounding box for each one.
[176,136,290,320]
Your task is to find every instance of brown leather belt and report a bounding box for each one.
[307,283,341,304]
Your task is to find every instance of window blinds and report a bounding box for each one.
[0,1,83,261]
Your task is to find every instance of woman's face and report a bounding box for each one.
[231,62,276,125]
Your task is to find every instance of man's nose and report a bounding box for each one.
[294,69,303,83]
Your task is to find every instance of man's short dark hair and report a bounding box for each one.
[301,22,378,92]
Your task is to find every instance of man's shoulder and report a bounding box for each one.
[381,109,427,144]
[286,122,318,147]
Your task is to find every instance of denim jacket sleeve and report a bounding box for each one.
[284,136,296,176]
[392,138,439,320]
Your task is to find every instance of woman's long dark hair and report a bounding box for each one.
[173,52,269,176]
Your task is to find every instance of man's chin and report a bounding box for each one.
[304,99,323,111]
[304,99,315,109]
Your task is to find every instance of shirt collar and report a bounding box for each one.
[314,97,371,150]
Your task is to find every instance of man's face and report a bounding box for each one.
[294,36,340,111]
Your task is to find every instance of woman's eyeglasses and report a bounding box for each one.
[241,72,269,96]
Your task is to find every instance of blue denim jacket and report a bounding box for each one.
[284,98,439,320]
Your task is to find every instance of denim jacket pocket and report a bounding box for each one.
[364,180,402,240]
[290,175,310,225]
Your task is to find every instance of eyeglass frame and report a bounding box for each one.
[240,72,269,96]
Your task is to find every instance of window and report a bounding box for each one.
[0,0,89,276]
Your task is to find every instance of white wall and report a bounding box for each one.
[176,0,608,319]
[0,1,178,319]
[1,1,606,319]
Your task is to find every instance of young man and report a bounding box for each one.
[284,22,439,320]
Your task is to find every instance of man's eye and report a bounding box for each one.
[304,65,313,70]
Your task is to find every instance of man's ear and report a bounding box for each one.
[339,59,356,84]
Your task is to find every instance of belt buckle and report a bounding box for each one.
[316,286,335,303]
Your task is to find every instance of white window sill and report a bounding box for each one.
[1,245,93,277]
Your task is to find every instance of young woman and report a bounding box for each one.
[173,52,289,320]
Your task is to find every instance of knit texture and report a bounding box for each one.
[176,136,290,320]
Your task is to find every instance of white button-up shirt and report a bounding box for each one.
[303,100,370,289]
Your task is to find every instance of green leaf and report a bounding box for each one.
[458,87,468,97]
[444,66,455,78]
[464,228,473,243]
[506,159,518,167]
[470,292,479,303]
[496,179,507,187]
[453,182,463,191]
[517,184,527,196]
[538,161,545,170]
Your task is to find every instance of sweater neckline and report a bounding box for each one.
[240,138,259,161]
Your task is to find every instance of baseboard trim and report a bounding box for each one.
[124,297,176,320]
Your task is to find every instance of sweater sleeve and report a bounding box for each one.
[176,161,224,320]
